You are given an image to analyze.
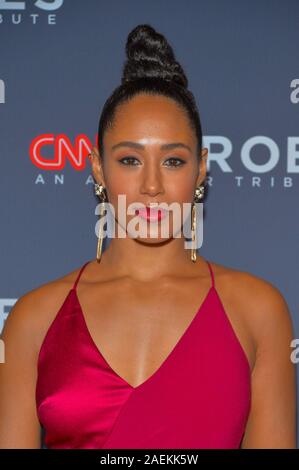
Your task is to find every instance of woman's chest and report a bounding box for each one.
[76,276,255,388]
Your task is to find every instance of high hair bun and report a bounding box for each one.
[121,24,188,88]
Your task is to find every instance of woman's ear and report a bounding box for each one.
[196,147,208,186]
[90,146,106,186]
[92,146,100,160]
[201,147,208,160]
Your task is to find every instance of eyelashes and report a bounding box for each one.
[118,157,139,166]
[118,157,186,168]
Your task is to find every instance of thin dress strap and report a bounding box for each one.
[72,260,92,291]
[205,259,215,289]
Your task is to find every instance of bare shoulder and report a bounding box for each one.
[1,263,88,355]
[209,260,295,347]
[210,262,297,448]
[0,263,90,448]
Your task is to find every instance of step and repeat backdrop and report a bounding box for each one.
[0,0,298,448]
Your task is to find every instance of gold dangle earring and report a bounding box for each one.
[191,184,205,263]
[94,182,107,263]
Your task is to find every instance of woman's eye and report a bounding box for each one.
[118,157,186,167]
[164,158,186,167]
[118,157,140,166]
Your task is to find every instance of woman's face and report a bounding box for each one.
[91,93,208,244]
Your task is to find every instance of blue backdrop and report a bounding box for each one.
[0,0,298,448]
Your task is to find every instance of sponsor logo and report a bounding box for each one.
[0,0,64,25]
[29,134,299,189]
[29,134,299,173]
[30,134,95,170]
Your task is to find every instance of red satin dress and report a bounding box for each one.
[35,258,251,449]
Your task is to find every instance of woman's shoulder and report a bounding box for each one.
[210,259,294,344]
[1,262,91,354]
[12,263,84,311]
[209,259,288,300]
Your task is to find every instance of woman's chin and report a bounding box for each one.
[132,236,174,246]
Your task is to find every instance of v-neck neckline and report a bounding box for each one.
[73,286,213,391]
[71,258,215,391]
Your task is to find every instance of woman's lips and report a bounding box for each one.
[135,207,168,222]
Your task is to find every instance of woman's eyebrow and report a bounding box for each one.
[111,141,192,152]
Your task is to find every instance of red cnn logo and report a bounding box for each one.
[30,134,98,170]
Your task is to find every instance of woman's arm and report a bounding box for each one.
[240,278,297,448]
[0,293,42,448]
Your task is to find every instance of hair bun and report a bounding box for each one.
[122,24,188,88]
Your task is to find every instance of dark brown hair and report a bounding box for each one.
[97,24,203,161]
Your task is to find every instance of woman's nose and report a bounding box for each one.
[139,165,164,196]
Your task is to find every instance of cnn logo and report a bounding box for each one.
[30,134,97,170]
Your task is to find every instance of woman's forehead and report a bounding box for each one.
[105,95,196,146]
[115,93,186,117]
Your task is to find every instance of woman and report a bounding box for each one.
[0,24,296,449]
